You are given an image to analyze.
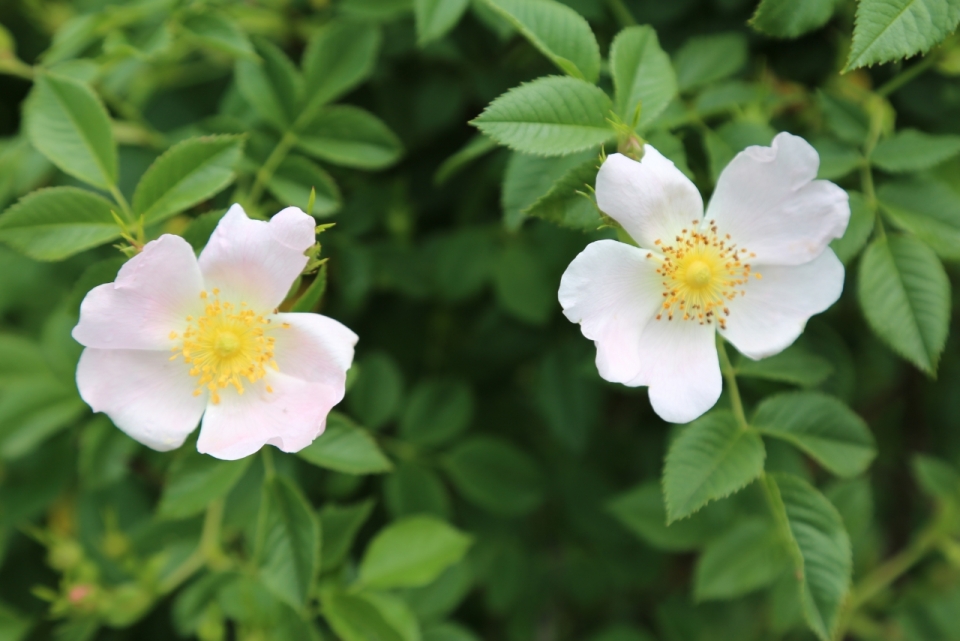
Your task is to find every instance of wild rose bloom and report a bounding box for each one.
[73,204,358,459]
[559,133,849,423]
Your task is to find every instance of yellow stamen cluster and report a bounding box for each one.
[170,289,284,404]
[648,220,761,329]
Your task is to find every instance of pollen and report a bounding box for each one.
[170,290,287,404]
[648,223,760,329]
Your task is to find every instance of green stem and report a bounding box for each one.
[716,335,748,429]
[0,58,34,80]
[833,524,942,640]
[109,184,135,222]
[157,499,226,594]
[876,54,938,97]
[248,131,298,210]
[605,0,637,27]
[849,528,938,611]
[860,162,885,239]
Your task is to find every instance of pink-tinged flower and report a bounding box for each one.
[73,204,358,459]
[559,133,849,423]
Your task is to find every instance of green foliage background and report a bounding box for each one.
[0,0,959,640]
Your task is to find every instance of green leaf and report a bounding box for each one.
[694,517,791,600]
[290,264,327,313]
[736,344,834,387]
[871,129,960,172]
[674,33,748,92]
[415,0,470,44]
[434,135,498,185]
[358,515,473,589]
[423,624,477,641]
[132,135,244,224]
[385,462,452,519]
[606,481,732,552]
[858,235,951,375]
[341,0,414,21]
[443,436,544,516]
[878,179,960,260]
[663,411,766,523]
[846,0,960,70]
[302,21,381,114]
[524,156,602,231]
[182,12,257,60]
[401,561,474,622]
[0,376,85,460]
[818,92,869,146]
[535,344,601,452]
[0,334,49,387]
[258,475,321,610]
[472,76,614,156]
[752,392,877,478]
[501,148,596,230]
[0,603,31,641]
[320,499,375,571]
[235,38,303,131]
[158,450,251,519]
[297,412,393,474]
[423,622,481,641]
[830,191,874,264]
[493,244,555,325]
[0,187,120,261]
[78,416,136,490]
[813,138,863,181]
[763,473,852,641]
[267,155,341,217]
[346,352,404,429]
[321,588,419,641]
[482,0,600,82]
[399,379,473,447]
[609,25,677,129]
[750,0,837,38]
[297,106,403,170]
[24,73,117,190]
[910,454,960,501]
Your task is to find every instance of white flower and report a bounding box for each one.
[559,133,849,423]
[72,204,358,460]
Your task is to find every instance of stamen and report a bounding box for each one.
[651,224,754,326]
[170,290,279,404]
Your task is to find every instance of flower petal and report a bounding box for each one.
[707,132,850,266]
[720,249,844,360]
[273,312,358,385]
[72,235,203,350]
[559,240,663,384]
[595,149,704,250]
[198,204,316,310]
[197,373,339,460]
[626,320,721,424]
[76,348,204,451]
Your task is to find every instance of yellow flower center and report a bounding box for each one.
[169,289,288,404]
[648,220,762,329]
